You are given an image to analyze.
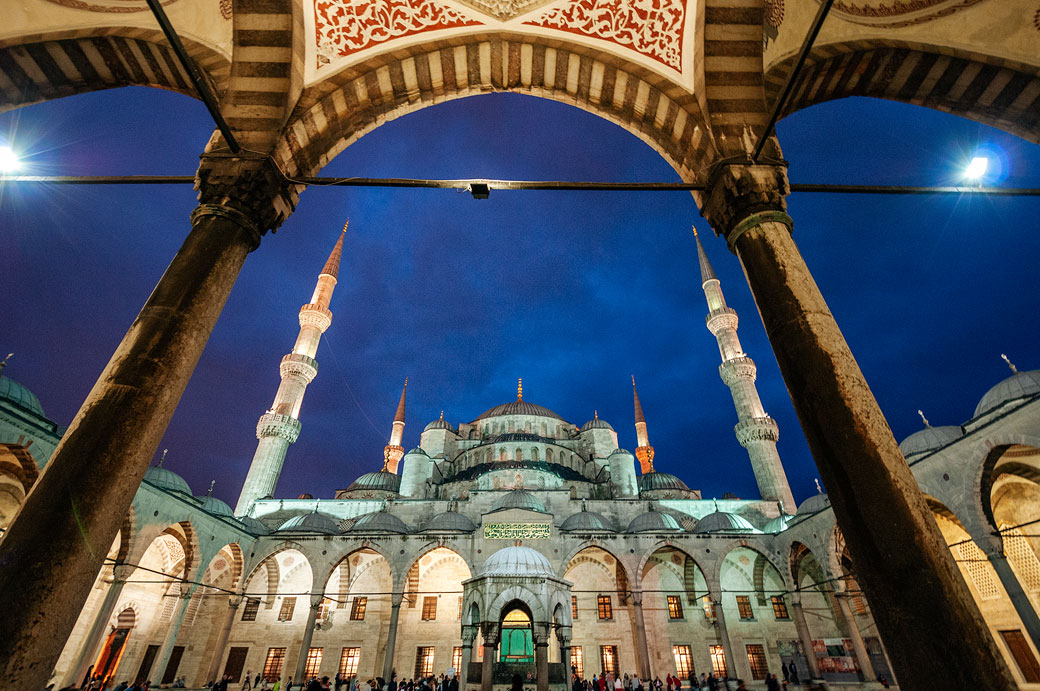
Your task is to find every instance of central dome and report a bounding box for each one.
[474,399,564,421]
[481,546,555,577]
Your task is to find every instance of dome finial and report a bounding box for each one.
[517,378,523,400]
[713,498,719,512]
[207,480,215,497]
[814,478,823,494]
[918,410,931,428]
[439,410,444,421]
[157,448,168,468]
[594,410,598,420]
[581,498,588,512]
[1002,353,1019,374]
[0,352,12,375]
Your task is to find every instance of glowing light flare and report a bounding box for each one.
[0,145,19,172]
[964,156,988,180]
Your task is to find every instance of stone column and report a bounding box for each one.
[382,593,404,681]
[556,626,571,680]
[630,592,651,680]
[154,587,197,683]
[480,624,499,691]
[460,626,477,691]
[790,596,820,680]
[206,595,243,684]
[833,591,877,685]
[294,595,324,683]
[64,564,134,687]
[0,157,298,690]
[984,544,1040,654]
[699,161,1016,691]
[533,626,549,691]
[712,599,737,681]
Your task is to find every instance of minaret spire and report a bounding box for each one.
[384,378,408,473]
[694,228,796,513]
[632,376,654,473]
[235,224,347,515]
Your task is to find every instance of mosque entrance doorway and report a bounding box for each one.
[500,609,534,664]
[91,607,135,684]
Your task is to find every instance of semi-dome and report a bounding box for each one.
[560,510,615,532]
[474,400,564,422]
[350,510,410,533]
[692,510,760,534]
[638,472,690,492]
[763,514,794,533]
[347,471,402,493]
[797,493,830,515]
[899,426,963,458]
[238,515,272,534]
[422,511,477,532]
[0,375,45,417]
[491,489,547,513]
[975,370,1040,418]
[277,512,340,534]
[627,508,683,533]
[198,495,234,518]
[580,417,614,432]
[481,546,555,576]
[144,466,192,495]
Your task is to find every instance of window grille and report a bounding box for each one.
[745,644,768,680]
[600,646,619,676]
[304,648,322,678]
[736,595,754,620]
[770,595,790,620]
[957,541,1001,599]
[350,597,367,621]
[672,645,693,678]
[421,596,438,621]
[278,597,297,621]
[667,595,683,619]
[415,647,435,678]
[709,645,727,678]
[262,648,286,681]
[452,647,463,672]
[597,595,613,620]
[338,648,360,677]
[1004,526,1040,591]
[241,598,260,621]
[572,595,579,620]
[570,647,584,678]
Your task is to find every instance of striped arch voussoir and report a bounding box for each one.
[275,35,716,182]
[768,40,1040,145]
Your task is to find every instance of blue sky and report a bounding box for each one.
[2,86,1039,507]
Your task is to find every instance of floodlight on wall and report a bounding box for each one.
[964,156,988,180]
[470,182,490,199]
[0,146,19,173]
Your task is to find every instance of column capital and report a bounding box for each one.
[482,622,500,644]
[309,593,325,609]
[390,591,404,607]
[228,594,244,608]
[630,590,643,606]
[195,153,301,242]
[111,564,135,582]
[462,625,478,645]
[700,162,791,250]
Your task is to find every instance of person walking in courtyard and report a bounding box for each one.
[244,672,253,690]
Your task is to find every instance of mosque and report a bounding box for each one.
[3,230,1040,690]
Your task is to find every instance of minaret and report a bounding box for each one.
[632,376,655,474]
[694,227,796,513]
[383,378,407,473]
[234,223,347,515]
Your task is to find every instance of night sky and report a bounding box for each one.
[2,87,1039,509]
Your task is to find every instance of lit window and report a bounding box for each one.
[278,597,297,622]
[241,598,260,622]
[350,597,367,621]
[600,645,619,676]
[422,596,438,621]
[672,645,693,678]
[745,644,769,681]
[701,596,716,620]
[415,647,435,677]
[771,595,789,620]
[736,595,754,620]
[452,647,463,672]
[709,645,727,678]
[571,596,578,620]
[667,595,684,619]
[597,595,613,620]
[458,596,464,620]
[338,648,360,677]
[263,648,286,681]
[570,647,584,678]
[317,598,332,622]
[304,648,323,678]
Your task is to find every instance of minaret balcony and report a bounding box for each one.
[734,416,779,445]
[256,413,302,443]
[719,356,757,385]
[298,303,333,332]
[705,307,738,335]
[280,353,319,382]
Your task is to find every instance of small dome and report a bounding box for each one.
[610,449,632,456]
[692,511,760,534]
[198,495,234,518]
[638,472,690,492]
[424,418,455,432]
[580,417,614,432]
[422,511,477,532]
[975,370,1040,418]
[277,512,340,534]
[627,509,683,533]
[481,546,555,577]
[0,375,45,417]
[899,426,963,458]
[347,471,401,493]
[406,447,429,456]
[560,510,615,532]
[474,400,564,422]
[238,515,272,534]
[144,466,192,495]
[350,511,410,533]
[797,493,830,515]
[491,489,547,513]
[763,514,794,534]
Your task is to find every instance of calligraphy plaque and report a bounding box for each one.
[484,522,551,539]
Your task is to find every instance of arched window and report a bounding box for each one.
[499,448,507,462]
[515,448,523,462]
[524,422,531,433]
[531,448,539,462]
[546,448,554,463]
[541,423,547,437]
[500,609,533,663]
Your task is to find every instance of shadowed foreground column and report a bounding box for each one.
[0,156,297,691]
[700,161,1016,690]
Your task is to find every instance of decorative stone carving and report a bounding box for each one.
[700,163,790,242]
[256,413,302,443]
[524,0,686,70]
[719,356,757,386]
[41,0,178,12]
[299,303,333,332]
[196,155,301,239]
[280,353,319,382]
[829,0,983,27]
[734,416,780,445]
[454,0,553,20]
[705,307,738,336]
